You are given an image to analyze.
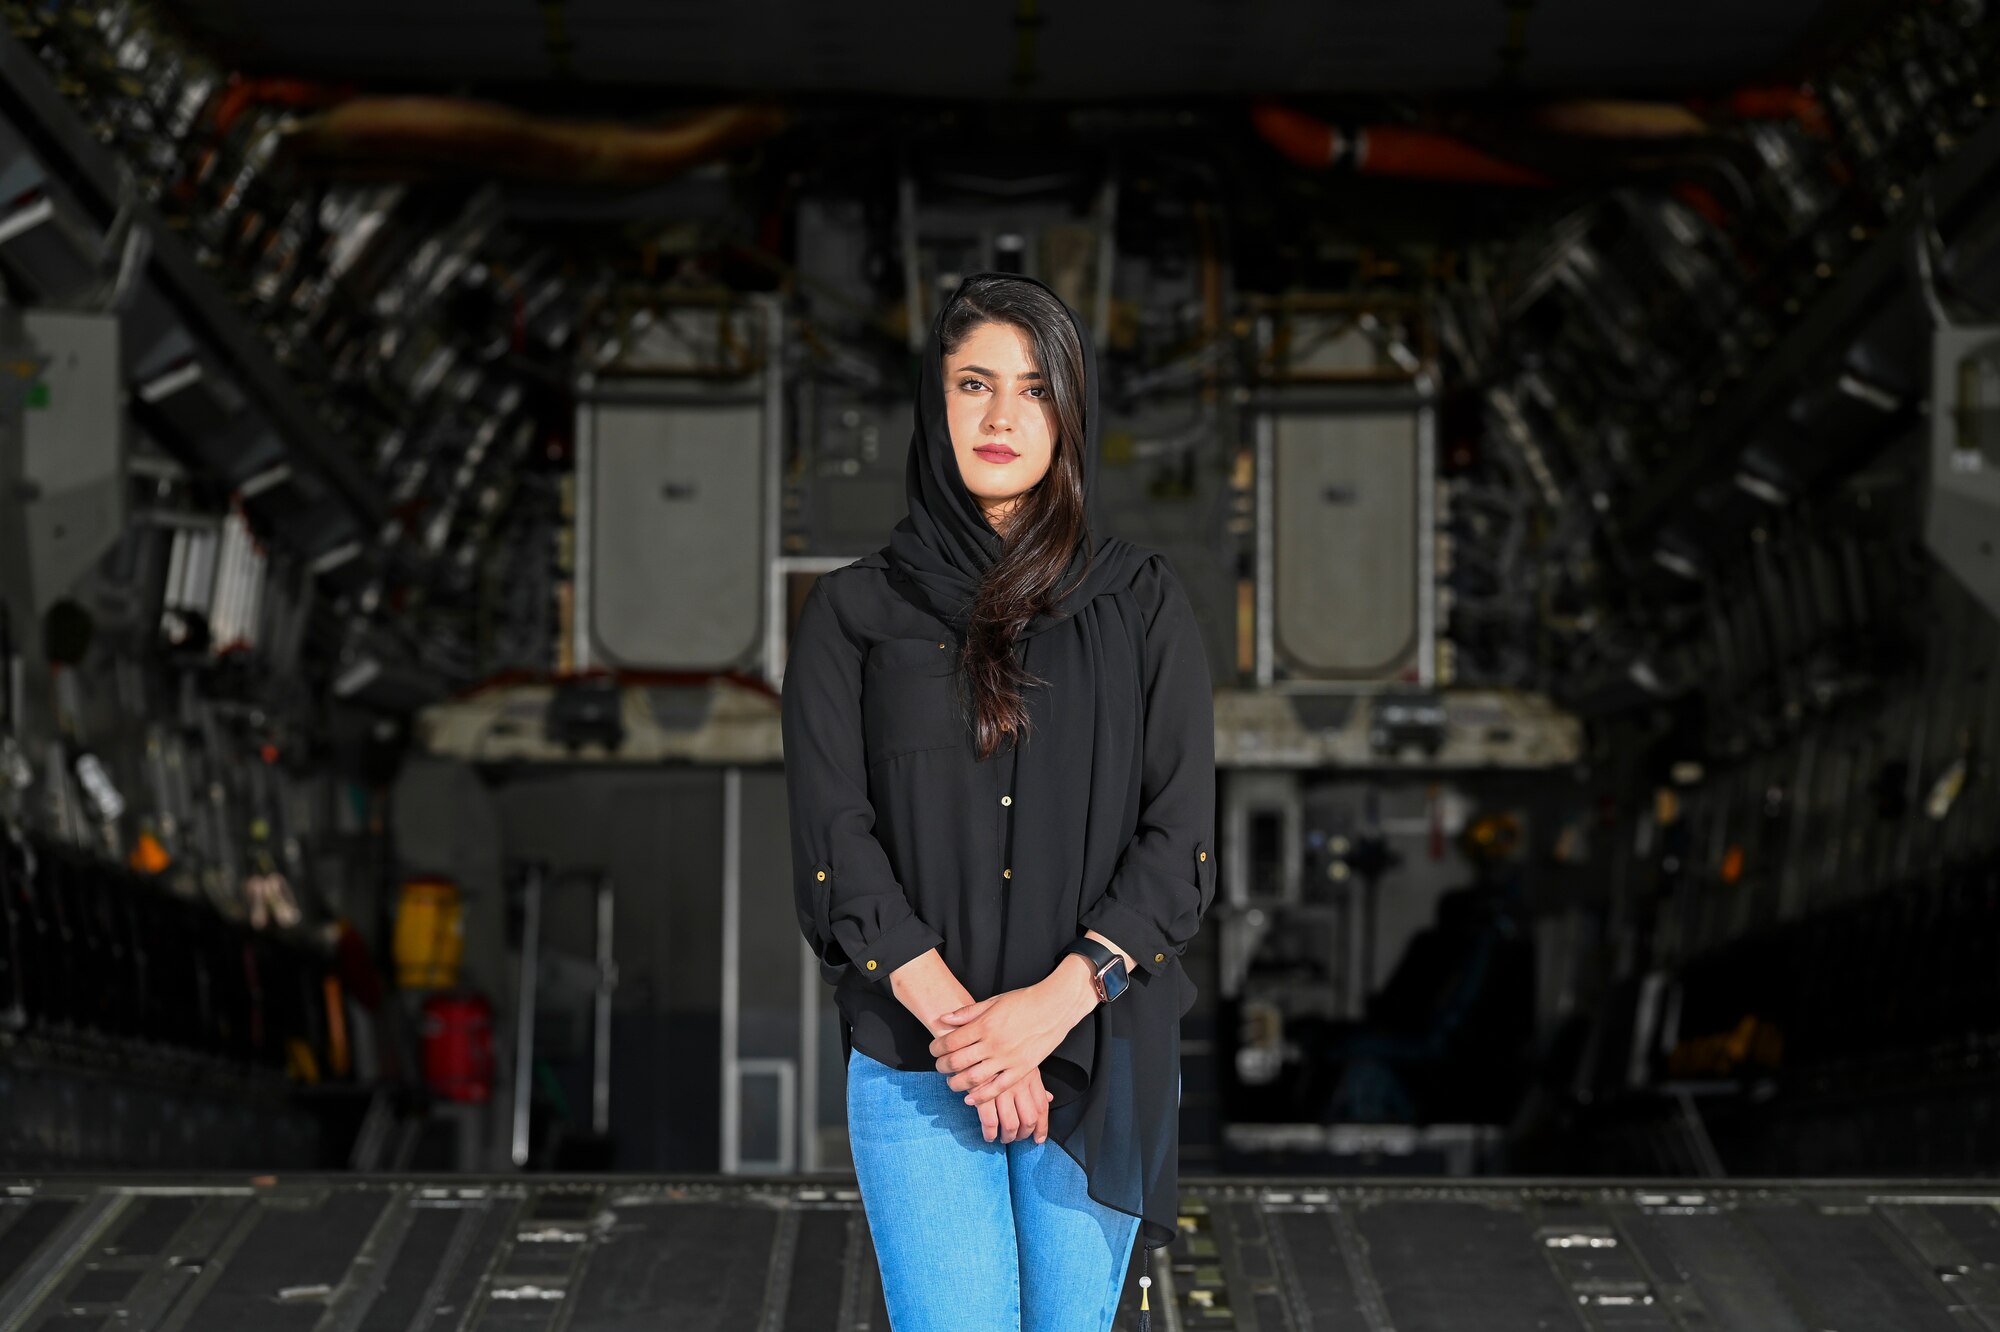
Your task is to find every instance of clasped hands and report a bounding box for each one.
[929,974,1086,1146]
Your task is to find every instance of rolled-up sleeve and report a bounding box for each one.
[1079,557,1218,979]
[780,577,945,989]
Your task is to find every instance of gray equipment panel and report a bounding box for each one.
[1274,410,1422,679]
[577,390,767,672]
[18,310,124,616]
[1929,326,2000,621]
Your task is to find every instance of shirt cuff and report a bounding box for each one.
[838,911,945,990]
[1077,895,1174,979]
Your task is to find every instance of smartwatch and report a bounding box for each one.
[1061,937,1130,1004]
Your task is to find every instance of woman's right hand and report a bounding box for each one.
[975,1065,1055,1144]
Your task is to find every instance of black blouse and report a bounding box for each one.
[779,545,1217,1253]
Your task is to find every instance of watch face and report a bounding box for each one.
[1100,958,1130,1002]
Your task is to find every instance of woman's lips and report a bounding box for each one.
[974,446,1019,462]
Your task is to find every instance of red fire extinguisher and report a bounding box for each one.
[421,992,495,1103]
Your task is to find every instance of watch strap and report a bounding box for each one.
[1062,936,1117,972]
[1061,937,1123,1002]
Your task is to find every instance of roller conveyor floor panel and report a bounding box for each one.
[3,1175,1999,1330]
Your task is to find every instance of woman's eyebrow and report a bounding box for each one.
[954,364,1042,380]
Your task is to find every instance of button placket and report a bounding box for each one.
[1001,715,1022,893]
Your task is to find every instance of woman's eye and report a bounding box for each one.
[959,378,985,392]
[1026,387,1046,398]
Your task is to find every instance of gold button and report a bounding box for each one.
[1003,868,1011,878]
[938,642,946,648]
[1199,851,1207,861]
[1155,953,1165,962]
[866,960,877,970]
[816,869,826,880]
[1001,795,1012,806]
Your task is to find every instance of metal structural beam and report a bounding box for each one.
[0,25,386,534]
[1618,99,2000,546]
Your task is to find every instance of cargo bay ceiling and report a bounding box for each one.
[3,0,1993,734]
[164,0,1870,97]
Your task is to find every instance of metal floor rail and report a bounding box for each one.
[2,1173,1997,1331]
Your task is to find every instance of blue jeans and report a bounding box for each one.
[846,1045,1178,1332]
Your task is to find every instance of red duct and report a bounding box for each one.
[1698,86,1830,136]
[1526,99,1711,138]
[1251,100,1552,187]
[1671,183,1729,229]
[278,97,790,185]
[210,76,357,136]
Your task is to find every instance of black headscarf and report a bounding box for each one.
[885,271,1151,637]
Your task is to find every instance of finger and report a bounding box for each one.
[940,997,995,1024]
[948,1058,1002,1093]
[927,1029,972,1057]
[945,1054,1001,1089]
[965,1064,1023,1106]
[977,1098,999,1143]
[936,1023,992,1055]
[997,1094,1020,1144]
[934,1018,990,1056]
[1017,1089,1046,1143]
[936,1043,986,1076]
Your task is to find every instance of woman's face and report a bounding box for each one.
[942,320,1056,535]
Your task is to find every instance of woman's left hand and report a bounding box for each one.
[930,982,1082,1107]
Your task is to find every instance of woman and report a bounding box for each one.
[780,271,1217,1332]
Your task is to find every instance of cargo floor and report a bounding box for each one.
[2,1174,1997,1330]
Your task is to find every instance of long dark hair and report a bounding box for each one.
[942,275,1096,759]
